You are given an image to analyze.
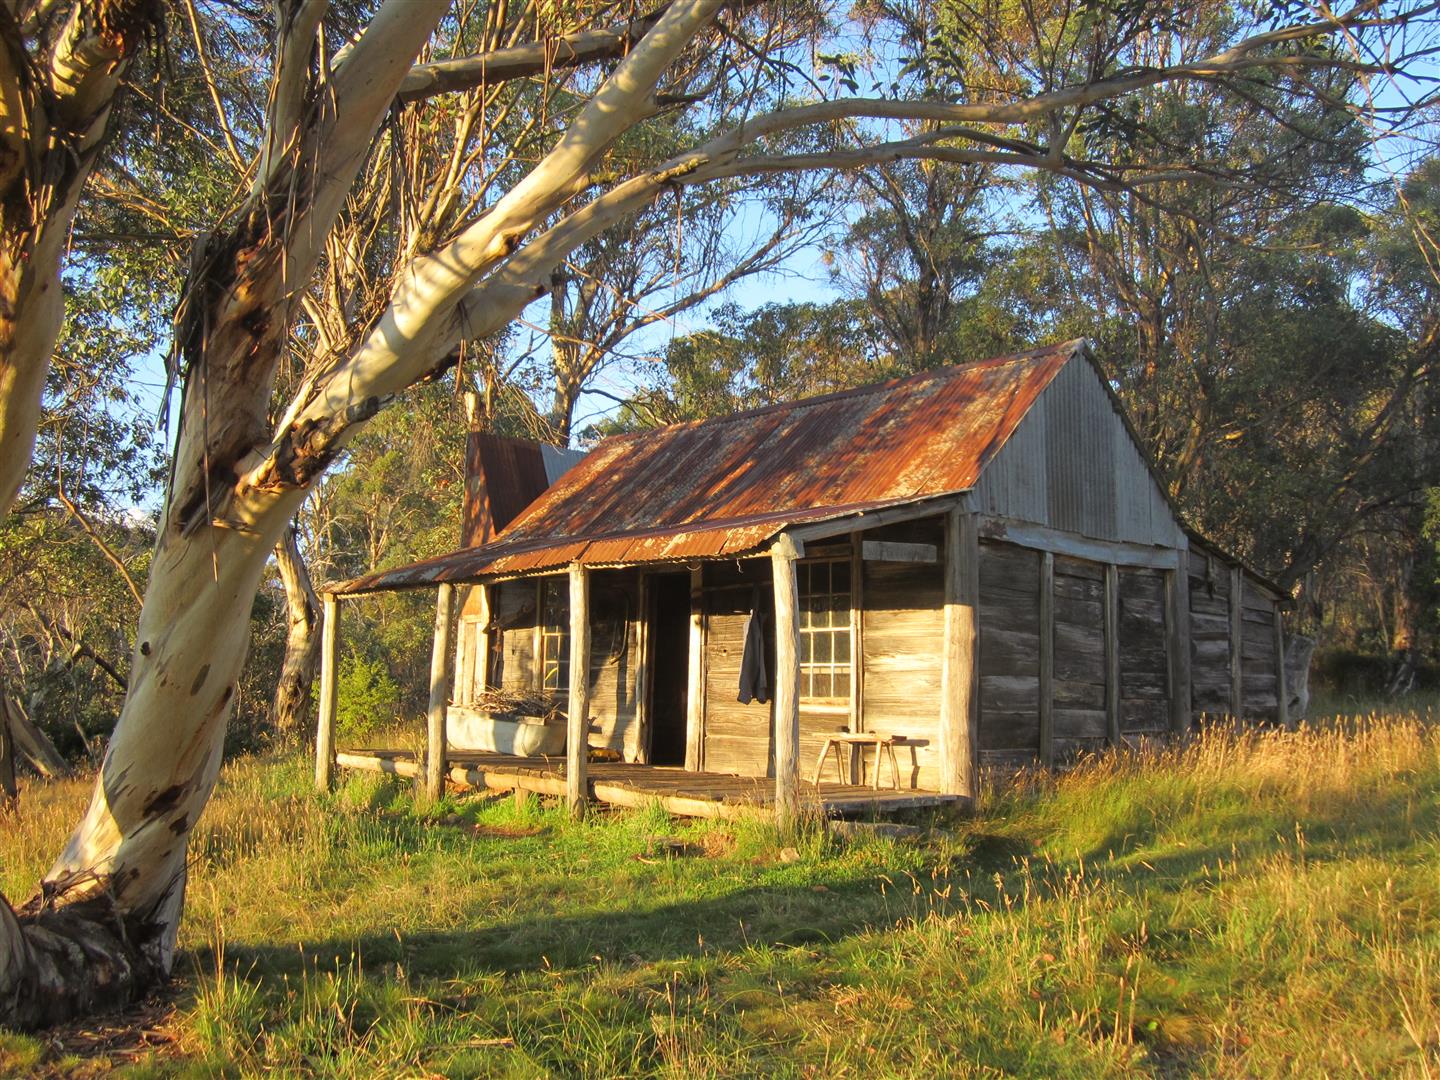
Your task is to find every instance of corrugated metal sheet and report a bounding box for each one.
[331,341,1082,594]
[461,433,586,545]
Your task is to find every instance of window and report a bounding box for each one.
[798,559,852,702]
[539,578,568,695]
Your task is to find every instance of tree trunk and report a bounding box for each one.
[269,526,322,740]
[0,485,302,1028]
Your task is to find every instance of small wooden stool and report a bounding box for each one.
[812,731,917,790]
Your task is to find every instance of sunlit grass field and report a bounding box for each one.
[3,705,1439,1077]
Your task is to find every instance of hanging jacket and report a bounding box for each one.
[737,584,770,705]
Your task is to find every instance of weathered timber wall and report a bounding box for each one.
[1184,545,1284,723]
[971,354,1183,548]
[860,519,945,789]
[1117,566,1170,739]
[1241,579,1280,721]
[492,580,538,695]
[485,572,642,757]
[700,559,774,777]
[1052,555,1108,758]
[587,570,642,756]
[977,540,1042,768]
[1186,548,1232,717]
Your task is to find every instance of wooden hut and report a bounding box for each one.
[321,340,1290,821]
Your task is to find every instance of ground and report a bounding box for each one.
[2,703,1439,1078]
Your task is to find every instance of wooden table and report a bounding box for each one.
[812,731,921,790]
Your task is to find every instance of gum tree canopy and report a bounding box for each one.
[0,0,1433,1028]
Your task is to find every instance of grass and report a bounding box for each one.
[3,709,1440,1078]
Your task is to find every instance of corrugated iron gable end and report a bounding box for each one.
[332,342,1081,592]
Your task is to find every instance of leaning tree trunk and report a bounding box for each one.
[0,479,303,1026]
[269,525,322,740]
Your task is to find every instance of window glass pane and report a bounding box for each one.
[836,633,851,664]
[832,561,850,593]
[833,670,850,699]
[801,671,813,698]
[813,672,832,699]
[799,634,813,664]
[814,632,831,664]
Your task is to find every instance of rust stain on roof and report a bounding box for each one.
[331,341,1081,593]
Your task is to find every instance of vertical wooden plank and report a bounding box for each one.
[633,573,653,763]
[1104,564,1120,747]
[532,580,545,694]
[849,533,864,737]
[1166,561,1193,737]
[1038,551,1055,768]
[771,538,802,827]
[425,583,457,802]
[684,566,705,772]
[314,593,340,792]
[567,563,591,817]
[1275,608,1291,730]
[475,584,492,697]
[455,611,474,708]
[1229,566,1244,720]
[940,507,980,798]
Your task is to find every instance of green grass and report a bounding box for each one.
[4,710,1440,1077]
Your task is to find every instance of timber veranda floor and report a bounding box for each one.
[334,747,961,820]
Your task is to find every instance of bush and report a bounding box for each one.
[335,653,403,741]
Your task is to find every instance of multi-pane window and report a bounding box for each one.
[539,578,569,695]
[798,559,852,702]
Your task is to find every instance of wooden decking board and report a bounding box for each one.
[336,747,961,819]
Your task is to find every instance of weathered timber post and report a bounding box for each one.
[567,563,591,817]
[1166,561,1193,738]
[939,507,979,799]
[475,584,492,697]
[633,574,652,763]
[1275,609,1291,730]
[1229,566,1244,721]
[1104,564,1120,747]
[314,593,340,792]
[684,566,705,771]
[1038,551,1055,769]
[425,583,456,802]
[770,536,802,828]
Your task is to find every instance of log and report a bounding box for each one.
[315,594,339,792]
[567,563,591,817]
[940,507,980,797]
[771,537,801,827]
[426,583,456,802]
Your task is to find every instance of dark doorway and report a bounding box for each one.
[648,572,691,766]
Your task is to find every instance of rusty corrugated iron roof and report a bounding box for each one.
[461,433,587,546]
[330,341,1081,594]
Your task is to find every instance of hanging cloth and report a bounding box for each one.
[737,584,770,705]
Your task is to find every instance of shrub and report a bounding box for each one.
[335,653,403,741]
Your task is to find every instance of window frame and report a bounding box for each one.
[537,577,569,697]
[797,556,854,712]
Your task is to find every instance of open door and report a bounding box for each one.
[647,571,691,766]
